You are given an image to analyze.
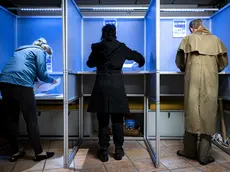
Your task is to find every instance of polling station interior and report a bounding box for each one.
[0,0,230,170]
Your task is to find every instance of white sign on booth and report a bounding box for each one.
[173,20,187,38]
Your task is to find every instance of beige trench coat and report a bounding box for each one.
[175,31,228,135]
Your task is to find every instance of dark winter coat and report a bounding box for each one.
[86,37,145,114]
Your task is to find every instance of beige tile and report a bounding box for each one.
[212,145,223,152]
[44,156,74,170]
[171,167,202,172]
[74,155,102,170]
[138,141,147,149]
[122,141,145,150]
[44,169,74,172]
[198,162,230,172]
[167,145,184,155]
[132,158,168,172]
[11,159,45,172]
[160,156,193,170]
[125,149,150,160]
[151,146,175,158]
[149,140,168,148]
[76,148,99,160]
[158,147,175,158]
[222,162,230,169]
[0,159,15,172]
[212,150,230,164]
[75,165,107,172]
[160,140,183,147]
[186,159,202,167]
[104,160,138,172]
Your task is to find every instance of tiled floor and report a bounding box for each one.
[0,140,230,172]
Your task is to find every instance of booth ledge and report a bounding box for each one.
[160,71,229,75]
[76,71,152,74]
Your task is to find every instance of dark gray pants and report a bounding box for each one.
[97,113,124,149]
[0,83,43,155]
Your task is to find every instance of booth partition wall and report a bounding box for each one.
[1,0,230,169]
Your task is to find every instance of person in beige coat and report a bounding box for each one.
[175,19,228,165]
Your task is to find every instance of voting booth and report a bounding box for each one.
[0,2,80,167]
[1,0,230,168]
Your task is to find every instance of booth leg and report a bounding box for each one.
[144,97,159,168]
[219,98,227,141]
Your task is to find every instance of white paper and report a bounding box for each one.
[34,78,61,93]
[173,20,187,38]
[123,62,137,68]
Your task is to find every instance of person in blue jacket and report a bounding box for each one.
[0,38,56,162]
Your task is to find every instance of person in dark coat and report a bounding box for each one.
[86,24,145,162]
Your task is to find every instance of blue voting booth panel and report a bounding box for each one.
[160,19,210,72]
[67,0,82,72]
[17,17,63,72]
[145,0,157,100]
[211,3,230,72]
[146,1,156,72]
[83,18,144,71]
[0,7,16,72]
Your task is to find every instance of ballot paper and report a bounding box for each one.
[123,62,137,68]
[34,78,61,93]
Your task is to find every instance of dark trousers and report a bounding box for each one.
[0,83,43,155]
[97,113,124,149]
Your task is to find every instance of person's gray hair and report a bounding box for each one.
[33,38,53,55]
[189,19,203,29]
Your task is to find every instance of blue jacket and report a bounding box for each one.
[0,45,54,88]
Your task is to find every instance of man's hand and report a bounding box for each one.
[53,80,58,84]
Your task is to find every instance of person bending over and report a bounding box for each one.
[0,38,57,162]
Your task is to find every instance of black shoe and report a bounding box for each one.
[9,150,26,162]
[33,152,55,162]
[98,149,109,162]
[114,148,124,160]
[199,156,215,165]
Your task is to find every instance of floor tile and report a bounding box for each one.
[197,162,230,172]
[11,159,45,172]
[156,147,176,158]
[211,145,223,152]
[45,155,74,170]
[122,141,145,150]
[75,165,107,172]
[132,158,168,172]
[125,148,150,160]
[149,140,168,148]
[160,140,183,147]
[138,141,147,149]
[186,159,202,167]
[171,167,202,172]
[74,155,102,170]
[0,159,15,172]
[160,156,193,170]
[44,168,74,172]
[211,150,230,164]
[221,162,230,169]
[167,145,184,155]
[104,160,138,172]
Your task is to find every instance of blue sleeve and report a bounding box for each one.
[35,51,54,83]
